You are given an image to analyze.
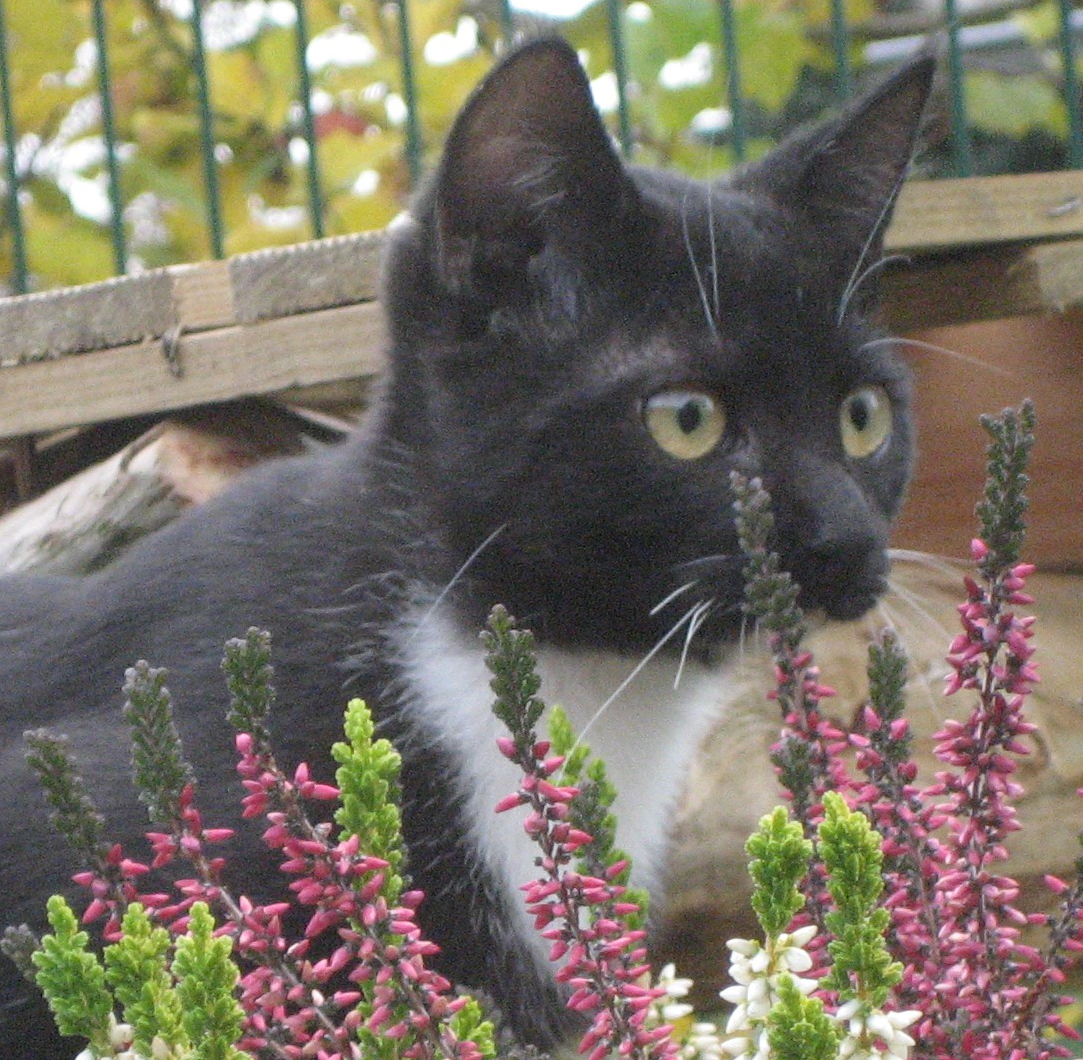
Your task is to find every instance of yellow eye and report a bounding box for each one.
[644,390,726,460]
[840,385,892,459]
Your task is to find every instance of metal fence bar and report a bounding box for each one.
[828,0,853,100]
[605,0,633,157]
[498,0,515,45]
[718,0,746,161]
[293,0,325,239]
[943,0,973,177]
[91,0,126,274]
[1055,0,1083,168]
[190,0,225,258]
[396,0,422,185]
[0,0,27,293]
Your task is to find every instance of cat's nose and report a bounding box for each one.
[791,532,889,620]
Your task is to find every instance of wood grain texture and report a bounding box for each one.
[0,302,386,438]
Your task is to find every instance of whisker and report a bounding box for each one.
[672,552,741,574]
[861,335,1017,379]
[888,547,965,580]
[837,253,910,325]
[885,575,953,641]
[674,598,715,690]
[707,182,720,324]
[576,601,701,746]
[650,580,700,616]
[682,182,718,338]
[838,163,910,325]
[405,523,507,644]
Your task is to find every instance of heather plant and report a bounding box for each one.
[724,400,1083,1060]
[7,399,1083,1060]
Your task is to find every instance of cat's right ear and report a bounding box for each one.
[432,38,634,302]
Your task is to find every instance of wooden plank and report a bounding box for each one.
[882,238,1083,331]
[0,231,385,364]
[886,171,1083,253]
[0,302,387,439]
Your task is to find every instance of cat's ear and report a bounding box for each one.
[743,55,935,288]
[432,38,633,300]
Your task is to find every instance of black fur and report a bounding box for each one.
[0,39,932,1057]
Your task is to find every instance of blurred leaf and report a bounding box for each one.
[735,4,812,111]
[23,203,115,287]
[1014,0,1060,46]
[966,70,1068,139]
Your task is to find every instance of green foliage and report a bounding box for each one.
[867,630,909,729]
[23,729,107,865]
[333,697,407,898]
[31,895,115,1051]
[765,974,841,1060]
[731,472,806,653]
[6,0,1076,290]
[123,661,195,824]
[222,628,276,749]
[449,995,497,1059]
[104,903,185,1055]
[818,793,901,1008]
[483,604,545,754]
[746,807,813,940]
[977,399,1037,579]
[172,903,246,1060]
[548,705,650,928]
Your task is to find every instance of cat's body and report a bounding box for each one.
[0,40,932,1057]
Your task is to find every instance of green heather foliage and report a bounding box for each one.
[745,807,812,940]
[765,975,840,1060]
[333,698,407,901]
[818,793,902,1009]
[32,895,115,1051]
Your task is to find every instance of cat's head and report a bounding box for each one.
[381,38,934,652]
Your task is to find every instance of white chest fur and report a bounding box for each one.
[397,610,744,969]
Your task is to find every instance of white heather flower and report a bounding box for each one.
[835,1003,920,1060]
[648,964,726,1060]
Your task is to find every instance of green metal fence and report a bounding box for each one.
[2,0,1082,297]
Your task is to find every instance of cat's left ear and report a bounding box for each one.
[742,55,935,290]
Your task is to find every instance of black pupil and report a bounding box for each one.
[677,399,703,434]
[849,396,870,432]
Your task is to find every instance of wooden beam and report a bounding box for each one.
[882,238,1083,331]
[886,172,1083,253]
[0,302,386,439]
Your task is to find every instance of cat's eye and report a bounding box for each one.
[840,385,892,459]
[643,390,726,460]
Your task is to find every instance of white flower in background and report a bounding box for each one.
[835,1001,920,1060]
[648,964,725,1060]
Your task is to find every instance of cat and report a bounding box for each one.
[0,37,932,1057]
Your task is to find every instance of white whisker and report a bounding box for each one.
[576,602,701,746]
[838,164,909,325]
[888,547,965,581]
[650,580,700,616]
[405,523,507,644]
[837,253,910,324]
[861,336,1016,378]
[674,598,715,690]
[707,182,720,324]
[886,574,953,641]
[682,182,718,338]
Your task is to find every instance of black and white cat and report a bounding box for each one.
[0,38,932,1057]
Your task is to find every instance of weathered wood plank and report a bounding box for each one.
[881,238,1083,331]
[3,173,1082,368]
[0,302,386,438]
[886,171,1083,253]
